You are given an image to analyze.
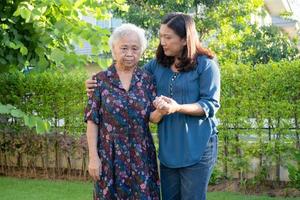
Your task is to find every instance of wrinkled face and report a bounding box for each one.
[159,24,186,58]
[112,33,142,69]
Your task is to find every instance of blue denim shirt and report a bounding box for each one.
[144,55,220,168]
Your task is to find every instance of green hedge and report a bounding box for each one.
[0,70,87,134]
[218,60,300,184]
[0,60,299,185]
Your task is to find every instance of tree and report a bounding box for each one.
[114,0,299,66]
[113,0,263,59]
[210,24,299,65]
[0,0,128,133]
[0,0,128,72]
[114,0,227,36]
[0,103,50,134]
[241,25,299,65]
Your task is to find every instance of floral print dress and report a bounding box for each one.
[85,65,160,200]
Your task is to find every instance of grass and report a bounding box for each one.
[207,192,299,200]
[0,176,298,200]
[0,176,93,200]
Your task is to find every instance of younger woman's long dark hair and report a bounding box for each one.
[156,13,214,72]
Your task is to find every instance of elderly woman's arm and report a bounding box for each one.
[150,96,170,123]
[150,109,165,123]
[86,121,101,181]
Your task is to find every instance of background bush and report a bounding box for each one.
[0,69,87,134]
[0,60,299,185]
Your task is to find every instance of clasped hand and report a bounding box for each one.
[153,95,180,115]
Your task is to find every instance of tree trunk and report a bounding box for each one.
[235,132,243,180]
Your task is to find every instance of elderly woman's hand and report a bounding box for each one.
[150,97,169,123]
[88,156,102,181]
[85,73,97,97]
[154,96,181,114]
[153,96,169,114]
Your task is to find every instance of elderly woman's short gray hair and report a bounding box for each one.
[109,23,147,58]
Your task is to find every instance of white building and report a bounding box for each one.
[264,0,300,49]
[74,16,122,55]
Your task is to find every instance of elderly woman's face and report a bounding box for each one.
[113,33,142,69]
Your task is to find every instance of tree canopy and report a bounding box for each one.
[0,0,128,133]
[114,0,299,65]
[0,0,127,73]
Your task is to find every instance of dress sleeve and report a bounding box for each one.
[196,58,220,119]
[84,79,101,125]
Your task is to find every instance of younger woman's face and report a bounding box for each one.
[159,24,186,58]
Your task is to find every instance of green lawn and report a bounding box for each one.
[0,176,298,200]
[208,192,299,200]
[0,176,93,200]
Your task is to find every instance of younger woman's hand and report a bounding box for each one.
[153,96,169,114]
[159,96,181,114]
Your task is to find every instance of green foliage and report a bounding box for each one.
[0,70,88,134]
[0,103,50,134]
[199,2,298,65]
[0,131,89,178]
[214,25,299,65]
[114,0,261,36]
[0,0,127,72]
[218,59,300,183]
[114,0,262,59]
[198,0,263,38]
[1,59,300,185]
[288,152,300,189]
[209,166,224,185]
[115,0,299,66]
[113,0,196,62]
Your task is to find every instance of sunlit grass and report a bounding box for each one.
[0,176,297,200]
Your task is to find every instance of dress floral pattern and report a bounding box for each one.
[85,65,160,200]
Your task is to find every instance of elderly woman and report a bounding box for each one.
[85,23,161,199]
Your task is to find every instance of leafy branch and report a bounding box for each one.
[0,103,50,134]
